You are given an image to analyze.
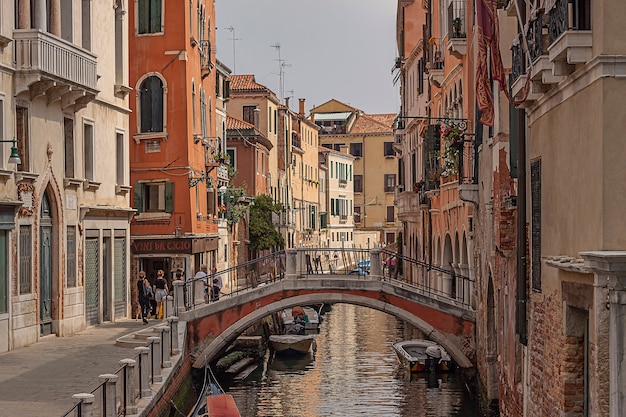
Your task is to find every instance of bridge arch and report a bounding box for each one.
[183,279,475,370]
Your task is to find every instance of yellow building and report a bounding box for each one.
[311,99,399,246]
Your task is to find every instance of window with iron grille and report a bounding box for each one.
[66,226,77,287]
[19,225,32,294]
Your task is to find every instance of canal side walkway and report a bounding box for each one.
[0,318,161,417]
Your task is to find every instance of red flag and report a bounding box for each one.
[476,0,526,126]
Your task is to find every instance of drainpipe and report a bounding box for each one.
[515,108,527,345]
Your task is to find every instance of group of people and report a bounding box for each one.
[136,264,224,324]
[136,269,169,324]
[195,264,223,303]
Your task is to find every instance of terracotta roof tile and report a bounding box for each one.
[229,74,270,93]
[350,113,396,134]
[226,115,255,131]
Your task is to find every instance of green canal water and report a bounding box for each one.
[224,303,483,416]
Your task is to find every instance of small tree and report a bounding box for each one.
[249,195,284,258]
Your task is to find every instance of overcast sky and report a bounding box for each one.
[215,0,400,115]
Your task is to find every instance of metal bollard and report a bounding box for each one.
[158,325,172,368]
[118,358,137,414]
[147,336,162,383]
[98,374,118,417]
[71,393,95,417]
[133,347,151,397]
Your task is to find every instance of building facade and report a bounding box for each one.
[1,0,132,351]
[311,99,400,246]
[128,0,219,297]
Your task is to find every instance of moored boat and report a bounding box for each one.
[269,334,316,355]
[206,393,241,417]
[282,305,321,333]
[392,339,454,373]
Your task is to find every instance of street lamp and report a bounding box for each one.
[0,139,21,165]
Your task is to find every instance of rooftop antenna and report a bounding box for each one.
[270,43,288,101]
[225,26,241,73]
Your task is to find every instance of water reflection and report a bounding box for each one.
[228,304,480,416]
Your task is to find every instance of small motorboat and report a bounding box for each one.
[392,339,454,373]
[282,306,321,333]
[269,334,316,355]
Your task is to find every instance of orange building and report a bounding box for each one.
[128,0,220,285]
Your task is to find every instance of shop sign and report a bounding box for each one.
[131,238,192,254]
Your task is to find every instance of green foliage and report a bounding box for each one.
[249,195,284,252]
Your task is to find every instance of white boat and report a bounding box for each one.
[392,339,454,373]
[269,334,316,355]
[282,306,321,333]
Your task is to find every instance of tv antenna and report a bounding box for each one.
[270,43,290,102]
[225,26,241,73]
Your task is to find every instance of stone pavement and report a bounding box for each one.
[0,318,155,417]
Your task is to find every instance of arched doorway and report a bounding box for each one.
[40,192,53,336]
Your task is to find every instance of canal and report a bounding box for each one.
[225,303,482,416]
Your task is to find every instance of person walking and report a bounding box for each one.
[195,264,209,303]
[137,271,150,324]
[210,278,221,302]
[211,267,223,291]
[154,269,169,319]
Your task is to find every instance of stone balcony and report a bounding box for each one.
[13,29,98,111]
[396,191,423,221]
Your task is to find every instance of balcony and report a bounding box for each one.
[199,40,213,79]
[427,39,444,88]
[339,179,347,188]
[447,1,467,59]
[547,0,592,75]
[13,29,98,111]
[396,191,422,221]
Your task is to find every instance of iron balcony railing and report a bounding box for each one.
[548,0,591,44]
[511,33,526,83]
[527,11,545,62]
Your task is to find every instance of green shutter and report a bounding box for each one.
[165,181,174,213]
[133,183,144,214]
[150,0,162,33]
[138,0,149,34]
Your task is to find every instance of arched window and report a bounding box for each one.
[139,76,164,133]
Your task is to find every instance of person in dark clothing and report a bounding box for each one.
[137,271,150,324]
[154,269,169,319]
[210,278,220,302]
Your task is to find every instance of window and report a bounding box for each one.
[83,122,94,180]
[139,76,164,133]
[16,105,29,172]
[386,232,396,244]
[350,143,362,157]
[64,118,74,178]
[114,0,124,87]
[134,181,174,213]
[19,225,32,294]
[386,205,395,223]
[531,159,541,291]
[384,174,396,192]
[207,187,215,216]
[116,132,125,185]
[81,0,91,50]
[333,143,344,152]
[354,206,361,223]
[138,0,162,34]
[354,175,363,192]
[66,226,77,287]
[384,142,395,157]
[243,105,256,125]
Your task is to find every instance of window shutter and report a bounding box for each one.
[165,181,174,213]
[138,0,149,33]
[140,81,152,132]
[150,0,162,33]
[150,77,164,132]
[133,183,144,214]
[224,79,230,99]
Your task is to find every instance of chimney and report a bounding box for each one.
[340,145,349,155]
[298,98,305,117]
[285,97,290,110]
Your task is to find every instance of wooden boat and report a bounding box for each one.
[206,393,241,417]
[269,334,316,355]
[392,339,454,372]
[282,306,321,333]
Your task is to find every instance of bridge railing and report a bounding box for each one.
[381,249,475,309]
[172,246,474,312]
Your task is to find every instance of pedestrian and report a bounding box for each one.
[195,264,209,303]
[136,271,150,324]
[154,269,169,319]
[211,267,223,290]
[210,278,221,302]
[314,250,322,273]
